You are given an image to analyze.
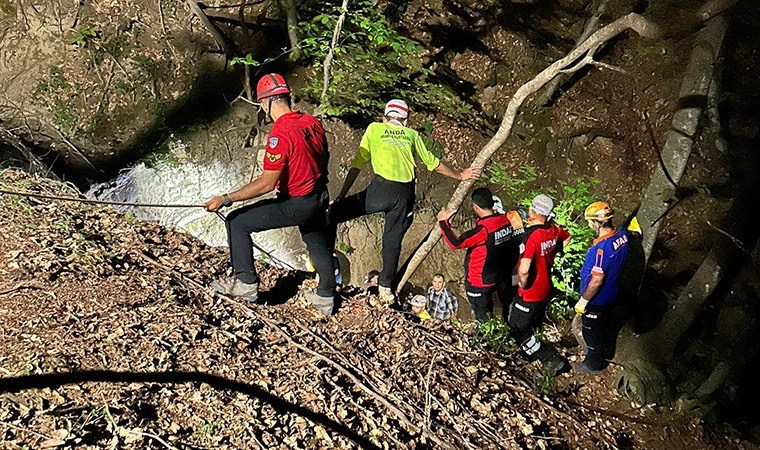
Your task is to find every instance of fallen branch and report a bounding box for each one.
[0,282,45,296]
[535,1,607,106]
[0,420,53,441]
[397,13,660,291]
[707,220,748,252]
[53,126,101,173]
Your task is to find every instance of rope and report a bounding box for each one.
[0,188,204,208]
[214,211,299,272]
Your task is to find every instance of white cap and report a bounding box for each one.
[410,295,427,307]
[384,99,409,119]
[492,196,505,214]
[531,194,554,216]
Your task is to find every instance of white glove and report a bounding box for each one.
[511,275,519,287]
[574,297,589,315]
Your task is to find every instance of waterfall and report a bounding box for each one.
[87,146,309,271]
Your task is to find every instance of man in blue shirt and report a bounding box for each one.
[573,202,630,374]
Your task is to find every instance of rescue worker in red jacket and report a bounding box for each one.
[204,74,336,315]
[509,194,571,374]
[437,188,521,322]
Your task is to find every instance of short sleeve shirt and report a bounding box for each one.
[263,111,329,197]
[518,223,571,302]
[351,122,440,183]
[579,227,630,307]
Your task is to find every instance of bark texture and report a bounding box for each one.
[637,16,728,262]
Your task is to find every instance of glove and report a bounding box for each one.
[574,297,589,315]
[511,274,519,287]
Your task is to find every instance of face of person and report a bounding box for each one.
[369,275,378,286]
[432,276,444,292]
[412,305,424,314]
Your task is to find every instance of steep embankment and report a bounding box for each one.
[0,170,747,449]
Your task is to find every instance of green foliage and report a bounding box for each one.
[34,67,81,135]
[35,67,69,95]
[485,163,538,202]
[337,242,355,254]
[193,419,225,440]
[420,121,444,159]
[298,0,472,118]
[549,178,600,311]
[469,316,516,353]
[229,53,260,67]
[68,25,98,47]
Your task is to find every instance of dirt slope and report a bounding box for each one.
[0,170,749,449]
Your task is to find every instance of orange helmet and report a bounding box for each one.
[256,73,290,101]
[584,202,614,221]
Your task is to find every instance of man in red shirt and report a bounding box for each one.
[509,194,571,373]
[437,188,520,322]
[204,74,335,315]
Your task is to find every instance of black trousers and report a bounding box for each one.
[225,189,336,297]
[465,281,510,322]
[582,301,630,371]
[508,296,564,364]
[329,176,414,288]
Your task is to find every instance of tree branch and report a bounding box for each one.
[318,0,349,114]
[396,13,660,292]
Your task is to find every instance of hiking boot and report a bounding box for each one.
[308,293,335,316]
[377,286,394,306]
[211,278,259,303]
[571,361,603,375]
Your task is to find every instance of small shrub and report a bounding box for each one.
[470,316,516,353]
[68,25,98,47]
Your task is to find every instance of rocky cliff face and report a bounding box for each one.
[0,0,282,172]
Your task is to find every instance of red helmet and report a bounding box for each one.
[256,73,290,101]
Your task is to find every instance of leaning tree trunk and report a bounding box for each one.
[395,13,660,292]
[616,15,731,405]
[636,16,728,262]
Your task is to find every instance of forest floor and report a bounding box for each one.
[0,169,753,449]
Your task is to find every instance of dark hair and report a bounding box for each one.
[471,187,494,209]
[600,219,614,229]
[433,273,445,280]
[266,94,291,105]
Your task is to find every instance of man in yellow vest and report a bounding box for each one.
[329,100,480,304]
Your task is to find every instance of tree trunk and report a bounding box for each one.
[395,13,660,292]
[318,0,349,113]
[278,0,301,61]
[636,16,728,262]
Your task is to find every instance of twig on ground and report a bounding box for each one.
[0,420,53,441]
[0,282,45,296]
[707,220,748,252]
[423,352,438,430]
[159,0,167,34]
